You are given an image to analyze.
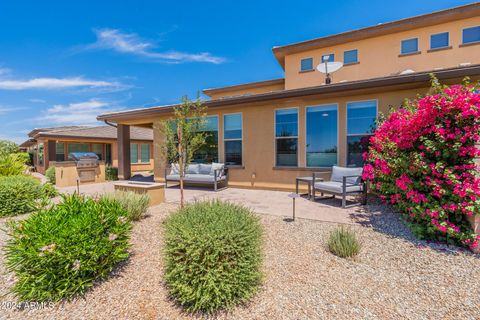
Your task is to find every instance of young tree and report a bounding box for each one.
[162,96,208,207]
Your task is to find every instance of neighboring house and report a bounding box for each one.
[20,126,154,174]
[97,3,480,190]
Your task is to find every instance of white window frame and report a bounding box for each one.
[345,99,378,167]
[343,49,358,64]
[300,57,314,71]
[223,112,243,166]
[430,32,449,49]
[462,25,480,45]
[305,103,339,168]
[400,37,419,54]
[274,107,299,167]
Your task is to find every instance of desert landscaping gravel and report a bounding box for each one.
[1,201,479,320]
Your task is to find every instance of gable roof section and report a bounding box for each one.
[30,125,153,141]
[272,3,480,69]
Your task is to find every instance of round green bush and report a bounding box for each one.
[45,166,56,184]
[327,227,362,258]
[4,194,131,302]
[164,200,263,314]
[0,175,43,217]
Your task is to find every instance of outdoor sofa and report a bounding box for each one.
[164,163,228,191]
[312,166,367,208]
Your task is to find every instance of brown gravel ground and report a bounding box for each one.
[1,201,480,320]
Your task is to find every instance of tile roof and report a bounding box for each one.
[31,125,153,141]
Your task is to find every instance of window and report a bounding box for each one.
[38,143,44,166]
[275,108,298,167]
[130,143,138,163]
[105,144,112,165]
[306,105,338,167]
[224,113,242,165]
[430,32,449,49]
[140,144,150,163]
[344,49,358,64]
[92,143,103,160]
[300,58,313,71]
[347,100,377,167]
[401,38,418,54]
[55,142,65,161]
[68,143,89,160]
[193,116,218,163]
[321,54,335,63]
[463,26,480,44]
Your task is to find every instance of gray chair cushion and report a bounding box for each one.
[330,166,363,185]
[314,181,362,194]
[166,174,181,181]
[211,162,225,176]
[184,174,226,182]
[199,164,212,175]
[187,164,200,174]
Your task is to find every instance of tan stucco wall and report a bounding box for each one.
[152,86,431,191]
[207,82,285,100]
[284,16,480,89]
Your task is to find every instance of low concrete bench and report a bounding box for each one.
[113,181,165,206]
[312,166,367,208]
[165,163,228,191]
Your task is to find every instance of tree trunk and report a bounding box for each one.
[178,127,184,208]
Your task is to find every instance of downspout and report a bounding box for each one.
[104,120,117,128]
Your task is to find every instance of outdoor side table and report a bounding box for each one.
[295,176,324,199]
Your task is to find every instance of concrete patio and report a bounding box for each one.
[58,181,364,224]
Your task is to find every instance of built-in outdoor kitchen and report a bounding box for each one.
[51,152,106,187]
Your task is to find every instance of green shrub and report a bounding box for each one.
[327,227,361,258]
[102,191,149,221]
[0,140,19,155]
[41,182,58,198]
[164,200,263,314]
[45,166,56,184]
[0,153,29,176]
[4,194,131,302]
[106,166,118,181]
[0,175,43,217]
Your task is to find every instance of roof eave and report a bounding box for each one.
[97,65,480,123]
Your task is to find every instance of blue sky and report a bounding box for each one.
[0,0,474,143]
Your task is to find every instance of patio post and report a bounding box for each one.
[117,124,131,180]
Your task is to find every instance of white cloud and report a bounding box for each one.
[0,67,10,76]
[38,99,122,125]
[29,98,46,103]
[0,106,28,114]
[0,77,122,90]
[87,28,226,64]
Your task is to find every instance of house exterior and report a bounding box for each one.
[20,126,154,174]
[97,3,480,190]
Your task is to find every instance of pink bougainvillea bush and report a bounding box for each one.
[363,79,480,249]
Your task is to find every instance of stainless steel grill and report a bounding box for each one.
[69,152,99,182]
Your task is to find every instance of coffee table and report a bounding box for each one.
[296,176,324,199]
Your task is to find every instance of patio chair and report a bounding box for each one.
[312,166,367,208]
[164,163,228,191]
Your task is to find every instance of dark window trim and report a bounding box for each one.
[427,45,452,53]
[459,41,480,48]
[299,69,315,73]
[344,61,360,66]
[398,51,421,57]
